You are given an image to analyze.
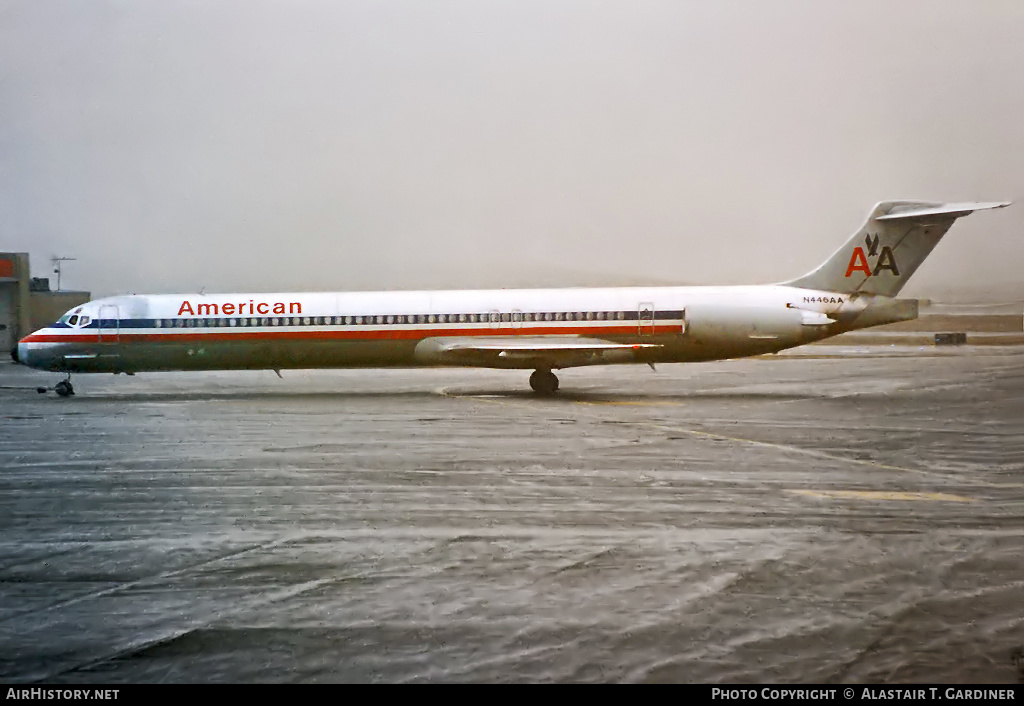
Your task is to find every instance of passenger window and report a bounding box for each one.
[617,311,625,320]
[387,315,394,324]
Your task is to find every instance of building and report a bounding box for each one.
[0,253,91,354]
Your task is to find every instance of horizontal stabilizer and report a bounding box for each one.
[875,201,1010,221]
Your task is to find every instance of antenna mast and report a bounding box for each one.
[51,256,76,291]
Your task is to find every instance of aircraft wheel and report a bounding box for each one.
[529,369,559,395]
[55,380,75,398]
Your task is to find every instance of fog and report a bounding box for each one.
[2,1,1022,301]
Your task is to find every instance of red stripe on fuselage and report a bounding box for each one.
[22,324,680,344]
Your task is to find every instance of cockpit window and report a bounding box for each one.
[79,316,90,327]
[59,307,85,326]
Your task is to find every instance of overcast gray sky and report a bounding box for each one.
[2,1,1022,300]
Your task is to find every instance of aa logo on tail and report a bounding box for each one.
[845,234,900,278]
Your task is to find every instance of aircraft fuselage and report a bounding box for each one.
[16,284,915,375]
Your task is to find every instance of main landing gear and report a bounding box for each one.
[54,376,75,398]
[529,369,559,396]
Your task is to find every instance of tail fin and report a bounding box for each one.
[785,201,1010,296]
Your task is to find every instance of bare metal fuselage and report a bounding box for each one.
[16,284,917,375]
[15,199,1006,395]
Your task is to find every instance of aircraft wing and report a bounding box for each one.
[415,336,662,369]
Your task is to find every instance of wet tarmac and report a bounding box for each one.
[1,348,1023,683]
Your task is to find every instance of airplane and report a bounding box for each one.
[11,200,1011,397]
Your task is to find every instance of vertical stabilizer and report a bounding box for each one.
[785,201,1010,296]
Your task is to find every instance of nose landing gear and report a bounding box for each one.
[529,369,559,396]
[54,377,75,398]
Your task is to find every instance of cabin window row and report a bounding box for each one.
[153,311,632,328]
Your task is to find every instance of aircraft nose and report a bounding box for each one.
[13,341,31,367]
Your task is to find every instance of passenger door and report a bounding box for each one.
[638,302,655,337]
[98,305,120,344]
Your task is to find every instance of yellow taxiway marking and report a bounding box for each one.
[787,489,976,503]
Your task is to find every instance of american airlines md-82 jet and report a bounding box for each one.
[12,200,1010,397]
